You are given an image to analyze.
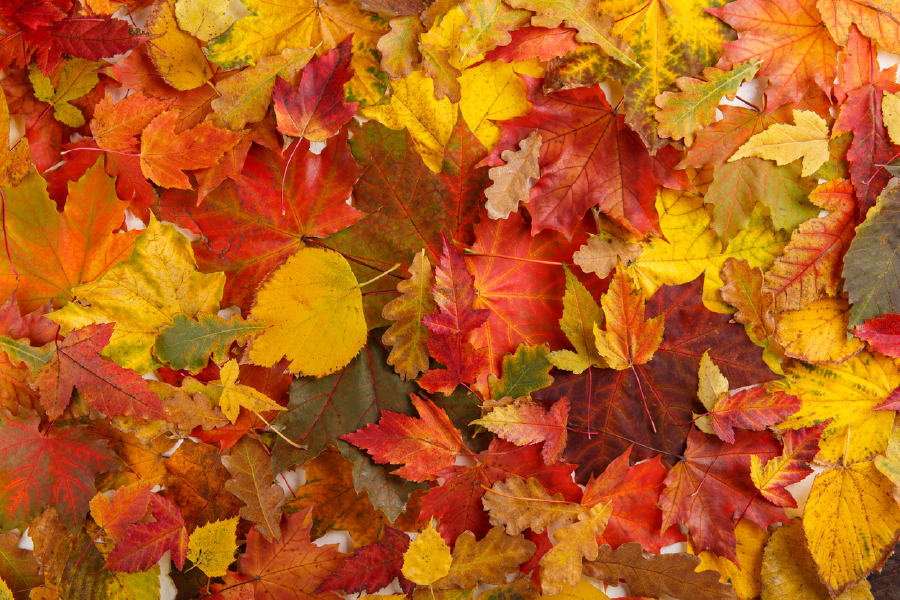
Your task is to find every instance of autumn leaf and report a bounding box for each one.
[484,131,542,221]
[804,462,900,596]
[48,216,226,374]
[539,502,612,594]
[481,26,578,63]
[273,37,359,142]
[843,185,900,328]
[217,359,285,424]
[719,258,775,341]
[403,522,452,585]
[317,525,414,595]
[240,506,347,600]
[434,526,535,589]
[548,265,605,374]
[222,436,284,542]
[146,0,212,91]
[751,423,827,508]
[855,314,900,358]
[572,236,641,280]
[472,398,569,465]
[187,517,239,577]
[487,343,555,401]
[343,394,465,482]
[153,313,266,374]
[175,0,236,41]
[774,297,865,363]
[482,476,582,535]
[382,250,436,381]
[90,92,171,153]
[730,109,830,176]
[0,531,41,597]
[28,58,99,127]
[104,493,189,572]
[0,87,31,188]
[89,482,151,544]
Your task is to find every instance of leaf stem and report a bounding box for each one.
[734,96,761,112]
[253,410,302,449]
[197,575,261,599]
[302,237,405,279]
[462,249,563,266]
[631,364,657,433]
[0,188,18,281]
[357,264,400,288]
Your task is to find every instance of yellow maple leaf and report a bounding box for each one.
[775,351,900,463]
[402,522,452,586]
[217,360,285,424]
[804,463,900,596]
[48,216,225,374]
[187,517,239,578]
[690,520,768,600]
[248,247,367,378]
[730,110,830,177]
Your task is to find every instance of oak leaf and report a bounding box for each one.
[403,522,452,586]
[343,394,465,482]
[751,423,827,508]
[104,493,189,572]
[378,16,424,79]
[459,0,531,59]
[482,476,582,535]
[484,131,542,221]
[239,506,347,600]
[856,314,900,358]
[160,389,229,433]
[435,526,535,589]
[572,236,641,280]
[804,463,900,596]
[538,502,612,594]
[730,109,830,176]
[382,250,436,381]
[48,216,226,374]
[659,428,787,562]
[584,542,738,600]
[222,436,284,542]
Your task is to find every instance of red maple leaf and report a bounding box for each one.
[464,209,606,380]
[316,526,415,595]
[273,36,359,142]
[659,428,788,562]
[420,439,582,544]
[419,232,490,395]
[90,483,152,543]
[48,17,149,65]
[484,76,663,239]
[342,394,465,482]
[0,291,57,344]
[480,27,578,63]
[832,25,900,218]
[856,314,900,358]
[752,423,826,507]
[582,446,685,553]
[0,407,124,533]
[239,506,347,600]
[104,493,189,572]
[158,132,364,310]
[35,323,166,421]
[708,387,801,444]
[532,278,778,482]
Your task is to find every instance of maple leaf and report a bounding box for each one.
[709,0,839,111]
[656,61,761,145]
[763,178,858,312]
[434,527,535,589]
[343,394,466,482]
[817,0,900,55]
[422,439,582,544]
[856,314,900,358]
[485,77,661,238]
[139,111,242,189]
[273,37,359,142]
[317,525,414,595]
[90,92,170,153]
[584,543,738,600]
[36,322,166,421]
[486,343,555,401]
[480,26,578,63]
[750,423,827,508]
[581,446,685,553]
[533,278,777,481]
[0,408,123,533]
[28,58,99,127]
[89,482,151,544]
[103,493,189,572]
[382,250,436,381]
[843,185,900,328]
[0,160,138,314]
[804,463,900,596]
[187,517,239,577]
[158,132,364,311]
[730,109,830,177]
[472,398,569,465]
[48,216,226,374]
[707,386,801,444]
[222,436,284,542]
[659,427,788,562]
[831,26,900,216]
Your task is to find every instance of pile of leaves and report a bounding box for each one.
[1,0,900,598]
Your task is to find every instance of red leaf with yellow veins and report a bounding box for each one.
[0,408,124,533]
[239,506,347,600]
[157,132,364,310]
[832,25,900,218]
[104,493,189,572]
[273,37,359,142]
[139,111,243,189]
[421,439,582,544]
[708,0,839,111]
[533,278,777,482]
[750,423,827,507]
[582,446,685,553]
[343,394,464,482]
[709,387,801,444]
[36,323,166,421]
[593,262,664,370]
[763,179,858,312]
[659,428,788,562]
[484,77,661,239]
[856,314,900,358]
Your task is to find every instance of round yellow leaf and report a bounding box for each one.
[402,522,452,586]
[249,247,367,378]
[187,516,239,578]
[803,463,900,596]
